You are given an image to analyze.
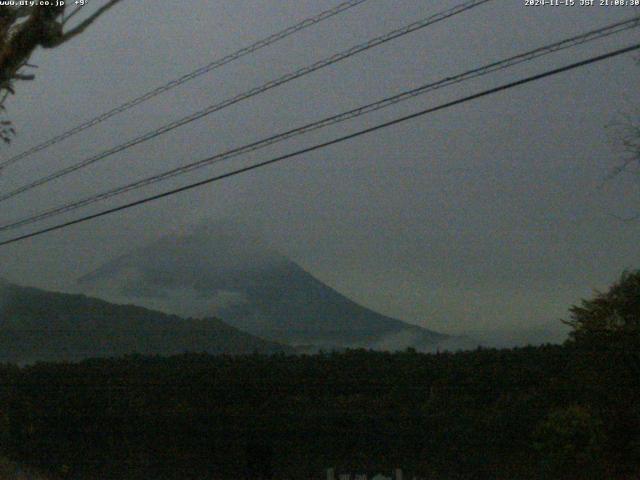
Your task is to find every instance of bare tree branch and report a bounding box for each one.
[54,0,123,46]
[12,73,34,81]
[61,4,86,26]
[0,1,124,142]
[0,2,123,87]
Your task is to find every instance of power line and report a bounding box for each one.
[0,0,493,203]
[0,17,637,234]
[0,42,637,248]
[0,0,371,170]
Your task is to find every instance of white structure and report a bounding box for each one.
[327,467,403,480]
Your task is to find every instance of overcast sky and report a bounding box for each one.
[0,0,638,335]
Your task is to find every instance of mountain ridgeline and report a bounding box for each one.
[77,223,454,352]
[0,281,291,364]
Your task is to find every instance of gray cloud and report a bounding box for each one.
[0,1,638,337]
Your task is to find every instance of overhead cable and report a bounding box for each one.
[1,42,637,247]
[0,0,371,170]
[0,17,636,233]
[0,0,493,201]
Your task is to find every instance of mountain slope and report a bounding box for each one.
[0,281,292,364]
[77,223,452,352]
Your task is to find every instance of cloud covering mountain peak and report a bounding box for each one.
[78,221,452,351]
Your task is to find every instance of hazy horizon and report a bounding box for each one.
[0,1,638,338]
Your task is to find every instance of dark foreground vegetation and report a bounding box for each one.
[0,271,638,480]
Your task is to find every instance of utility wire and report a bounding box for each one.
[0,0,371,170]
[0,17,637,234]
[0,0,493,202]
[0,42,637,248]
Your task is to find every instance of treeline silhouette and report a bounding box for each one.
[0,344,636,479]
[0,271,638,479]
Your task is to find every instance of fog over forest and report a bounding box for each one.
[0,2,639,479]
[0,1,638,343]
